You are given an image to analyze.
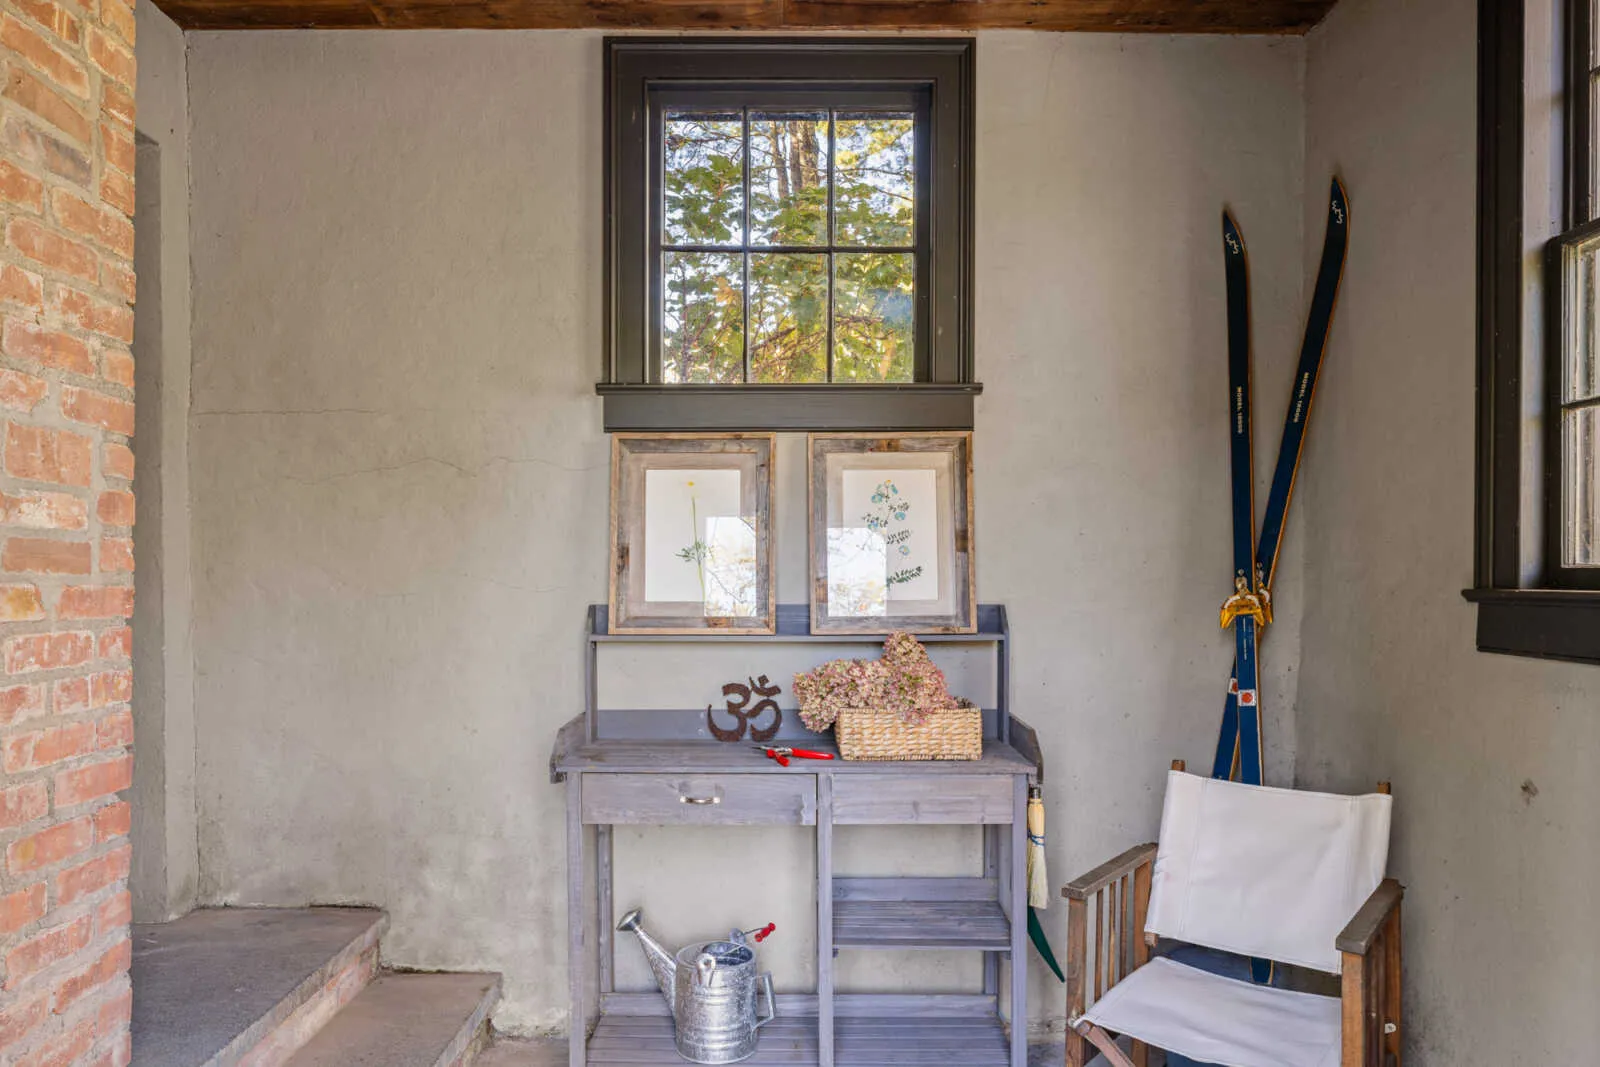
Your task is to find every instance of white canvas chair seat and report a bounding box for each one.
[1081,957,1341,1067]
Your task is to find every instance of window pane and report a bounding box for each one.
[1565,406,1600,566]
[750,112,828,247]
[662,252,744,383]
[833,253,914,382]
[1573,235,1600,402]
[1592,0,1599,69]
[1591,72,1600,221]
[664,111,744,246]
[833,113,915,247]
[748,253,827,383]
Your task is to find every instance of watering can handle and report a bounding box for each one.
[694,953,717,987]
[753,972,776,1031]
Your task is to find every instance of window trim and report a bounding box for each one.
[1568,0,1593,226]
[600,36,979,432]
[1468,0,1600,662]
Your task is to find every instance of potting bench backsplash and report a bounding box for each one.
[550,604,1044,1067]
[580,603,1014,745]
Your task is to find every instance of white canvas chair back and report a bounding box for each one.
[1144,770,1391,973]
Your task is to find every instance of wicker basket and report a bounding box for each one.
[835,702,982,761]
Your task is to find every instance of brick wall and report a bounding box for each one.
[0,0,135,1063]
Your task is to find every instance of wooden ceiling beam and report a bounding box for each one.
[152,0,1338,33]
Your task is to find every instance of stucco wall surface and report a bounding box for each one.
[1299,0,1600,1060]
[183,29,1308,1034]
[132,0,197,924]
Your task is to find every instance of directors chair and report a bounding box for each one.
[1062,762,1401,1067]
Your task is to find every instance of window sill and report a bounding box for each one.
[596,382,982,432]
[1461,588,1600,665]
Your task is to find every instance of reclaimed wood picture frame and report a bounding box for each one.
[808,432,976,634]
[610,433,776,634]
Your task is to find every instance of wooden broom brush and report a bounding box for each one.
[1025,785,1064,981]
[1026,785,1048,909]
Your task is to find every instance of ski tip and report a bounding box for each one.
[1222,210,1245,256]
[1328,177,1349,227]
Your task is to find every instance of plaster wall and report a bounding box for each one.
[183,29,1308,1033]
[1299,0,1600,1060]
[132,0,198,923]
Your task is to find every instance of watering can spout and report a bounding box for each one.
[617,907,678,1008]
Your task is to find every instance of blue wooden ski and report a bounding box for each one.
[1214,209,1264,790]
[1212,178,1350,787]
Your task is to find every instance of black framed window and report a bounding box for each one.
[1549,0,1600,587]
[600,38,978,432]
[1469,0,1600,662]
[654,96,925,385]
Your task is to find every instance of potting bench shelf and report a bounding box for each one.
[833,896,1012,951]
[583,1011,1011,1067]
[551,604,1042,1067]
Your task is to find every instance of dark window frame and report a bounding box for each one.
[599,37,979,432]
[1468,0,1600,662]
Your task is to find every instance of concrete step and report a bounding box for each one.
[283,971,501,1067]
[474,1038,563,1066]
[130,906,387,1067]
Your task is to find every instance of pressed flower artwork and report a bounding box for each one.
[643,468,755,614]
[809,433,974,634]
[611,434,775,634]
[841,469,938,602]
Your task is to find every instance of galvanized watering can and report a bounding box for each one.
[616,907,776,1064]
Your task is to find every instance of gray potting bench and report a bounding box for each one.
[550,604,1043,1067]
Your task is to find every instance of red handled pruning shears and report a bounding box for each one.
[743,922,776,943]
[751,745,835,767]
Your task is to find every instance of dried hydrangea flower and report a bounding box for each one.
[793,631,958,730]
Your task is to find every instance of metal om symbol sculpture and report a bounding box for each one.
[707,676,783,743]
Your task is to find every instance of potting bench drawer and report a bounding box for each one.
[832,774,1014,824]
[580,772,818,826]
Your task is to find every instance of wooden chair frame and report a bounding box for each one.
[1061,762,1404,1067]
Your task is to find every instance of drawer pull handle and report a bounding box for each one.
[679,795,721,806]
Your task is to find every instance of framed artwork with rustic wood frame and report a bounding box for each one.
[808,432,975,634]
[610,433,777,634]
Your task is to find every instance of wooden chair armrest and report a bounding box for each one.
[1336,878,1404,955]
[1062,843,1157,901]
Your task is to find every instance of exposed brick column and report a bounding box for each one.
[0,0,136,1063]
